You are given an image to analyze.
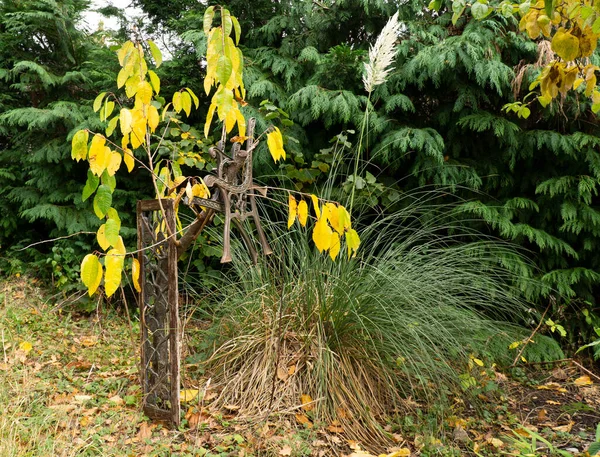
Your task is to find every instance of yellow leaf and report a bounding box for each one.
[235,108,246,138]
[123,149,134,172]
[386,450,411,457]
[88,134,107,176]
[107,151,122,176]
[488,437,504,448]
[204,102,217,137]
[104,249,124,298]
[346,228,360,258]
[472,357,484,367]
[329,232,341,261]
[509,341,520,350]
[136,81,153,105]
[297,200,308,227]
[300,394,313,411]
[181,91,192,116]
[574,375,593,386]
[295,413,313,427]
[192,182,210,198]
[338,205,351,231]
[132,258,141,293]
[551,28,580,61]
[81,254,103,296]
[125,76,139,98]
[117,68,129,89]
[97,224,110,250]
[148,70,160,94]
[130,110,147,149]
[71,130,89,162]
[313,216,333,253]
[267,127,285,162]
[180,389,199,403]
[115,236,126,255]
[120,108,132,135]
[325,202,341,233]
[173,91,182,113]
[288,194,297,229]
[311,194,321,219]
[117,41,134,66]
[19,341,32,353]
[147,105,159,132]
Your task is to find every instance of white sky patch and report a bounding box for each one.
[80,0,143,33]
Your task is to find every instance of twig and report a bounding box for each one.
[571,359,600,382]
[17,232,95,251]
[511,298,553,367]
[85,363,96,383]
[2,328,7,364]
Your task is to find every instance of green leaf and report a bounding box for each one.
[148,40,162,67]
[100,100,115,122]
[71,130,89,162]
[545,0,554,19]
[93,92,106,112]
[106,115,119,137]
[104,217,120,246]
[82,170,100,202]
[148,70,160,95]
[588,441,600,455]
[519,2,531,14]
[106,208,121,230]
[101,170,117,192]
[93,184,112,218]
[231,15,241,44]
[222,8,232,37]
[203,6,215,34]
[471,2,490,19]
[216,55,233,86]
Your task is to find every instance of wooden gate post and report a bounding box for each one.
[137,198,180,425]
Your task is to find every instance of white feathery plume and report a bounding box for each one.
[363,11,401,94]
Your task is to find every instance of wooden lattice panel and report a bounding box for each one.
[137,199,180,425]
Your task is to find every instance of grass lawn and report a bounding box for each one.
[1,277,599,457]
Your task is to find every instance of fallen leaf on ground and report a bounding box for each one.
[279,445,292,456]
[19,341,32,353]
[295,413,313,427]
[80,337,98,347]
[180,389,199,403]
[384,449,411,457]
[537,409,547,421]
[536,382,567,392]
[574,375,593,386]
[137,422,153,441]
[487,437,504,448]
[553,421,574,433]
[300,394,314,411]
[327,420,344,433]
[108,395,123,405]
[277,366,289,381]
[74,394,93,402]
[546,400,561,405]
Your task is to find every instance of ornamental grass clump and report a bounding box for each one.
[195,190,535,444]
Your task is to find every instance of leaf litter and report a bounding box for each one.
[2,277,600,456]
